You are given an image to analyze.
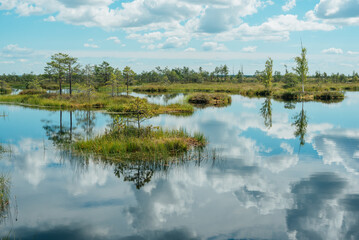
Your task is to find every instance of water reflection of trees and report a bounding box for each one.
[41,111,219,190]
[42,110,96,146]
[260,98,272,129]
[292,101,308,146]
[111,148,216,189]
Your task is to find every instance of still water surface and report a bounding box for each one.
[1,93,359,239]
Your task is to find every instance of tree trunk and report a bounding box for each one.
[302,75,305,93]
[59,78,62,95]
[69,66,72,96]
[126,73,129,96]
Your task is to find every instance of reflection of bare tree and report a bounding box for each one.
[260,98,272,129]
[114,160,157,189]
[113,148,218,189]
[42,110,80,147]
[292,101,308,146]
[75,110,96,140]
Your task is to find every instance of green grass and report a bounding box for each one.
[73,125,207,162]
[133,85,168,92]
[187,93,232,106]
[132,82,354,101]
[0,91,194,114]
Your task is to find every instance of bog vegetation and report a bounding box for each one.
[73,115,207,162]
[0,46,355,103]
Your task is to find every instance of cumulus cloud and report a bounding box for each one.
[106,36,121,44]
[242,46,257,53]
[202,42,227,51]
[322,48,343,54]
[184,47,196,52]
[215,14,335,42]
[0,0,339,49]
[44,15,56,22]
[311,0,359,26]
[282,0,296,12]
[84,43,99,48]
[0,44,34,60]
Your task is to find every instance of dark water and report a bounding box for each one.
[1,93,359,240]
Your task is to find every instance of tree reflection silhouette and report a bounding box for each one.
[292,101,308,146]
[75,110,96,140]
[260,98,272,129]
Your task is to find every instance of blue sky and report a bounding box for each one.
[0,0,359,75]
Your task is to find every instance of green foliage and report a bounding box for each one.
[123,66,136,95]
[0,80,11,95]
[294,47,309,92]
[26,76,42,90]
[94,61,114,84]
[283,72,298,88]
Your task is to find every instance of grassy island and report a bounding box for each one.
[0,90,194,115]
[73,118,206,161]
[188,93,232,106]
[132,82,347,101]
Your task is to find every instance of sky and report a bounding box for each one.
[0,0,359,75]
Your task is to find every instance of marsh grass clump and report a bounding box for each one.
[19,89,46,95]
[134,85,168,93]
[0,92,194,115]
[73,117,206,161]
[273,91,344,102]
[188,93,232,106]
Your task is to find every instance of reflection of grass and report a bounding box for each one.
[0,174,10,221]
[73,125,206,161]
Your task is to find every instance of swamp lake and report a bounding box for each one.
[1,93,359,240]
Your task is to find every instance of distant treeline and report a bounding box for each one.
[0,55,358,92]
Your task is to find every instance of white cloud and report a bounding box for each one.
[312,0,359,26]
[0,44,34,58]
[348,51,359,55]
[202,41,227,51]
[322,48,343,54]
[84,43,99,48]
[184,47,196,52]
[44,15,56,22]
[215,14,335,42]
[0,0,339,50]
[242,46,257,53]
[106,36,121,44]
[282,0,296,12]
